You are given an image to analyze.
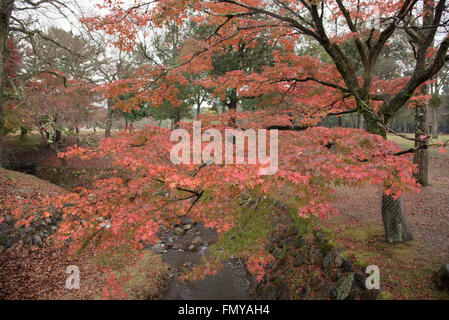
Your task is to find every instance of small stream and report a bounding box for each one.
[148,220,254,300]
[3,155,255,300]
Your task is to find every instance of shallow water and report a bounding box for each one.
[158,223,253,300]
[162,258,252,300]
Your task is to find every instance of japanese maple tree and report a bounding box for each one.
[80,0,449,243]
[10,0,449,296]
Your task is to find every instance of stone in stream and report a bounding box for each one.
[149,244,165,254]
[183,224,192,231]
[191,236,202,246]
[174,227,185,235]
[186,228,198,235]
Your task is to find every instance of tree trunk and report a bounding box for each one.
[227,89,238,127]
[362,104,414,243]
[196,103,201,119]
[55,129,62,142]
[431,107,439,138]
[37,126,46,144]
[381,194,414,243]
[105,98,114,138]
[413,94,429,186]
[364,115,386,138]
[0,0,13,167]
[173,108,181,129]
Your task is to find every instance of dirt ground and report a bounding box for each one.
[0,168,168,300]
[324,152,449,299]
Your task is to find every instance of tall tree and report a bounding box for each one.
[89,0,449,243]
[411,0,435,187]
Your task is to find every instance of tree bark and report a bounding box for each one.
[381,194,414,243]
[431,107,439,138]
[55,129,62,142]
[413,92,429,186]
[364,114,386,138]
[196,103,201,119]
[227,89,238,127]
[173,107,181,129]
[105,98,114,137]
[0,0,13,167]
